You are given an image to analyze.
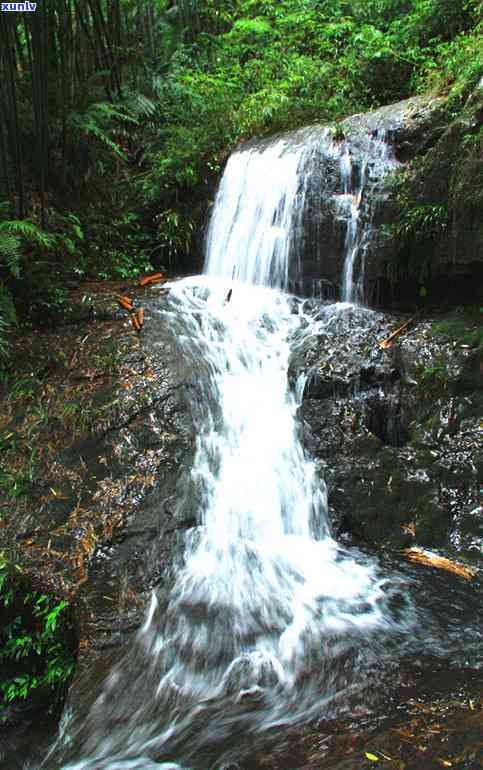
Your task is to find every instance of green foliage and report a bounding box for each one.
[0,227,20,365]
[156,209,195,266]
[0,553,75,721]
[0,232,22,280]
[433,308,483,350]
[133,0,482,254]
[85,209,153,279]
[417,356,451,398]
[0,445,37,501]
[385,194,450,283]
[0,220,56,252]
[0,0,481,317]
[68,102,138,164]
[395,203,449,241]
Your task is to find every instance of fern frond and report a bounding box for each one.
[88,101,139,125]
[0,283,16,364]
[124,92,158,119]
[0,283,17,325]
[0,220,56,251]
[0,232,22,278]
[69,110,128,160]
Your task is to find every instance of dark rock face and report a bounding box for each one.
[248,86,482,305]
[0,285,200,765]
[73,298,198,662]
[289,302,482,553]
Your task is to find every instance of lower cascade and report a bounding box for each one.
[41,138,477,770]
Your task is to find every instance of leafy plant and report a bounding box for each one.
[0,284,17,366]
[68,102,138,163]
[433,308,483,350]
[156,209,195,266]
[395,203,449,241]
[0,553,76,722]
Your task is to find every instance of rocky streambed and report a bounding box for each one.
[289,300,482,558]
[0,281,481,769]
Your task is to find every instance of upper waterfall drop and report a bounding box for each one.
[204,126,398,302]
[340,129,397,303]
[204,138,308,290]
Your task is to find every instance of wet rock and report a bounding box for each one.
[0,285,200,753]
[238,665,483,770]
[364,390,409,447]
[292,303,482,555]
[246,88,481,306]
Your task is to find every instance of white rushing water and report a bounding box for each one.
[206,128,397,304]
[204,139,306,290]
[46,133,415,770]
[340,129,397,303]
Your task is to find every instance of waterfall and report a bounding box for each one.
[45,131,417,770]
[339,145,367,303]
[205,127,397,303]
[204,138,307,290]
[339,130,396,303]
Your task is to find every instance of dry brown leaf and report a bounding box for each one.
[401,522,416,537]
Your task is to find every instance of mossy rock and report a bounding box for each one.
[414,495,452,547]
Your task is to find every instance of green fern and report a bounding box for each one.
[0,221,56,251]
[69,102,138,161]
[0,284,16,365]
[56,213,85,242]
[0,232,22,278]
[0,313,8,363]
[124,91,158,120]
[87,102,138,125]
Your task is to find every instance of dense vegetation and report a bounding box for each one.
[0,551,75,721]
[0,0,481,352]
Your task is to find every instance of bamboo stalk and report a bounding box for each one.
[404,547,477,581]
[379,315,416,349]
[116,295,134,312]
[138,272,165,287]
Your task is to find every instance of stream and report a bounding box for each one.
[36,131,482,770]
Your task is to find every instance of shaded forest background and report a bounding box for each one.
[0,0,482,358]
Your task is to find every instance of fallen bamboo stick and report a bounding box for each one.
[131,312,142,332]
[136,307,144,329]
[116,295,134,312]
[379,315,416,349]
[138,272,165,287]
[403,547,477,581]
